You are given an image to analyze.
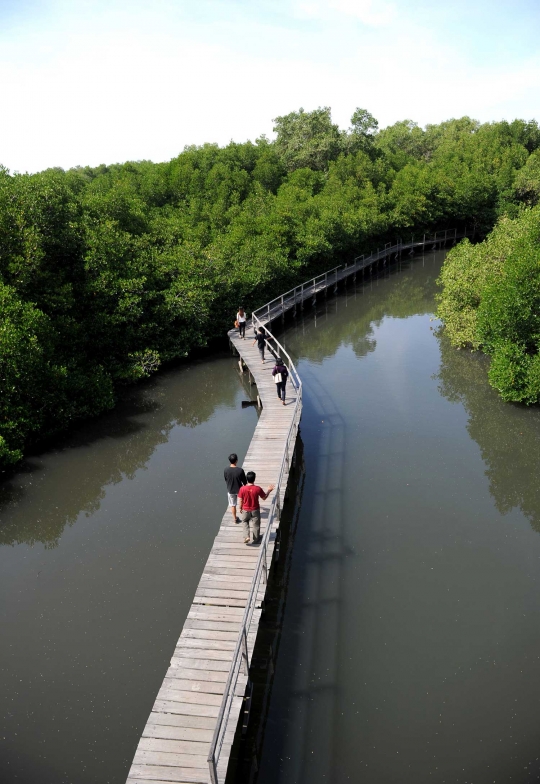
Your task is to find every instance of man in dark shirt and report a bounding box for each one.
[224,453,247,523]
[253,327,266,363]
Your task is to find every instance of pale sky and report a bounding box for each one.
[2,0,540,173]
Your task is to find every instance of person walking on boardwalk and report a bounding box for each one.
[253,326,266,363]
[236,307,246,339]
[238,472,275,545]
[272,357,289,406]
[224,453,247,524]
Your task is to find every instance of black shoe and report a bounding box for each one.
[235,517,241,524]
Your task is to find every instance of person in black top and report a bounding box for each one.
[253,327,266,363]
[224,453,247,523]
[272,357,289,405]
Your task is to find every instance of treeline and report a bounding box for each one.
[437,204,540,403]
[2,107,540,468]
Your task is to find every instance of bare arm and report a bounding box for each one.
[260,483,275,500]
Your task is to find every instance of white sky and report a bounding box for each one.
[2,0,540,173]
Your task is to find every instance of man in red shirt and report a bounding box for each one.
[238,471,275,545]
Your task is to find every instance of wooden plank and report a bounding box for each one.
[156,690,227,707]
[151,700,220,719]
[167,658,231,672]
[138,737,221,756]
[129,763,215,782]
[143,723,235,743]
[143,713,218,731]
[171,648,234,662]
[160,678,246,697]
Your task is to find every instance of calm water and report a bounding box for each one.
[3,252,540,784]
[257,252,540,784]
[0,355,257,783]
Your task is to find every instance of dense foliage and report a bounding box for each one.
[2,108,540,467]
[437,206,540,403]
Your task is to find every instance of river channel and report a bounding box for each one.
[256,250,540,784]
[2,250,540,784]
[0,356,258,783]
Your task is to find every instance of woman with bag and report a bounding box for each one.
[272,357,289,406]
[236,307,246,338]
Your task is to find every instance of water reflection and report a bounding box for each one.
[282,260,438,364]
[0,356,247,548]
[436,334,540,532]
[0,351,258,784]
[259,252,540,784]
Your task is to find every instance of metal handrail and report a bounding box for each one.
[207,320,302,784]
[251,229,470,326]
[208,226,469,783]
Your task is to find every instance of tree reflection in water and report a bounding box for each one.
[436,333,540,533]
[281,259,439,366]
[0,354,247,548]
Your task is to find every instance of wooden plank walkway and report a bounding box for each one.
[126,325,301,784]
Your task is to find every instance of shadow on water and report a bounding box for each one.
[227,360,353,784]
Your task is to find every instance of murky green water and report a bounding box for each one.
[257,252,540,784]
[0,355,257,784]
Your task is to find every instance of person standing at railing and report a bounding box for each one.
[236,307,246,339]
[253,327,266,363]
[238,472,275,545]
[272,357,289,406]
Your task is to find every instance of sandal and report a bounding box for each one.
[244,537,250,544]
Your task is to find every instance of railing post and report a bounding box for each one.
[301,283,304,309]
[262,546,268,584]
[242,626,249,676]
[276,488,281,521]
[208,754,219,784]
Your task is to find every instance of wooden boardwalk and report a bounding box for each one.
[126,228,467,784]
[126,325,301,784]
